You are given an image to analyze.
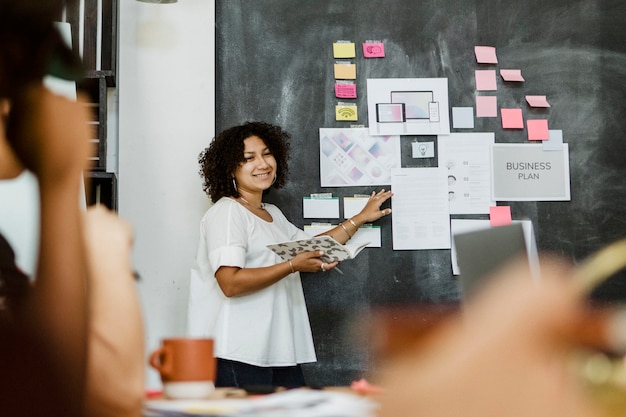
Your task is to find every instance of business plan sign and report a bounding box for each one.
[491,144,570,201]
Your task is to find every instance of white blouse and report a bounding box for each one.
[187,197,316,367]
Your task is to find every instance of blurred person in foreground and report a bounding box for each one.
[0,1,144,416]
[374,256,611,417]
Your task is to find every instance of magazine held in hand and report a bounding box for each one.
[267,236,369,263]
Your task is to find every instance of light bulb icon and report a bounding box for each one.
[418,143,428,156]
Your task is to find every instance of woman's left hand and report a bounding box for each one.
[356,189,393,223]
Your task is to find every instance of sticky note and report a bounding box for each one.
[303,223,333,236]
[303,197,339,218]
[543,129,564,151]
[490,206,512,227]
[476,96,497,118]
[334,63,357,79]
[475,70,497,91]
[501,108,524,129]
[351,225,382,248]
[343,197,368,218]
[474,46,498,64]
[500,69,525,82]
[333,42,356,59]
[335,104,358,121]
[527,119,549,141]
[525,95,551,107]
[362,42,385,58]
[334,83,357,99]
[452,107,474,128]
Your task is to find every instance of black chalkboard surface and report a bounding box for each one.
[215,0,626,386]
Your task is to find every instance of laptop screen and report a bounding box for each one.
[453,223,530,299]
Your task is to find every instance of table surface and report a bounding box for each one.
[143,386,378,417]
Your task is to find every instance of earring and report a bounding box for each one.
[232,178,237,191]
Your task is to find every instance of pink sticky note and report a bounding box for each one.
[475,70,497,91]
[474,46,498,64]
[525,95,551,107]
[362,42,385,58]
[334,83,357,99]
[500,69,525,82]
[476,96,498,117]
[501,108,524,129]
[350,378,385,395]
[490,206,512,227]
[527,119,549,141]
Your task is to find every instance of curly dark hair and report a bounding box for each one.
[199,121,291,203]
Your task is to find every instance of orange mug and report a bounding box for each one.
[149,338,216,399]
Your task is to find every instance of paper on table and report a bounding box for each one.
[144,398,250,416]
[391,167,451,250]
[238,388,378,417]
[476,96,497,118]
[144,388,378,417]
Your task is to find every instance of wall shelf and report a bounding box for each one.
[85,171,117,211]
[78,73,108,171]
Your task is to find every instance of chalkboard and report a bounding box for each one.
[215,0,626,386]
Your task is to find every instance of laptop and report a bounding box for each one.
[453,223,531,300]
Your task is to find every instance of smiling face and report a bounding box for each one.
[233,135,277,196]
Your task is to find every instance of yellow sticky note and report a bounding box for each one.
[333,42,356,58]
[335,104,358,121]
[334,63,356,80]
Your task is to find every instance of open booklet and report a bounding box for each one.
[267,235,370,263]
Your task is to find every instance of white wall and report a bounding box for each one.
[118,1,214,389]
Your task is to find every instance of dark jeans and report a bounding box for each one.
[215,358,306,388]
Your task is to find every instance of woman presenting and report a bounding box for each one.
[187,121,392,388]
